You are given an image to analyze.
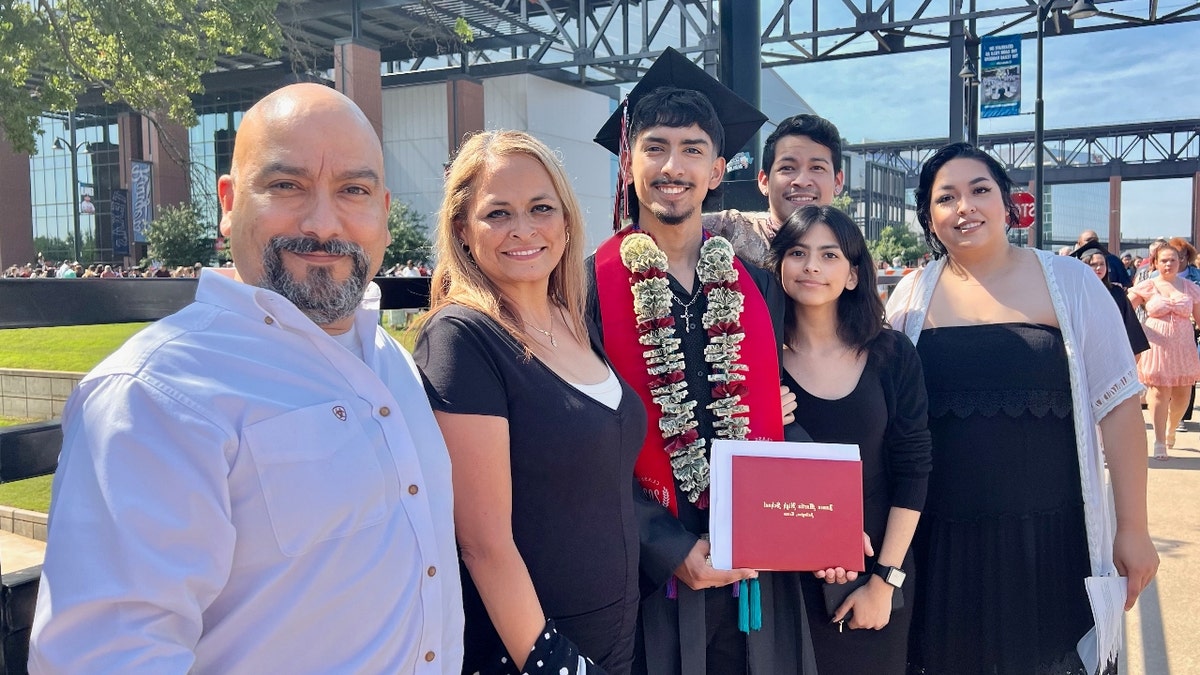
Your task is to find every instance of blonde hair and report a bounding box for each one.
[421,130,588,354]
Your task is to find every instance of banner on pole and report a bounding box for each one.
[131,160,153,243]
[111,188,130,256]
[981,35,1021,119]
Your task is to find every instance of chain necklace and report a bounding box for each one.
[672,285,702,332]
[526,309,559,347]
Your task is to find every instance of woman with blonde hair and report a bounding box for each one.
[414,130,644,674]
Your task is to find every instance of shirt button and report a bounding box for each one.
[264,316,274,325]
[408,484,419,495]
[424,651,436,662]
[427,566,437,577]
[379,406,391,417]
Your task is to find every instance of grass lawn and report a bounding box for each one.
[0,475,52,514]
[0,323,149,372]
[0,418,52,513]
[385,325,419,352]
[0,322,418,373]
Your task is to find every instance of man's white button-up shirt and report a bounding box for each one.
[30,271,463,673]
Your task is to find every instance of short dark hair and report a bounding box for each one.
[762,114,843,175]
[915,142,1021,259]
[767,205,885,354]
[629,87,724,157]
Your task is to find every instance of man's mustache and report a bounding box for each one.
[650,178,695,188]
[269,236,365,258]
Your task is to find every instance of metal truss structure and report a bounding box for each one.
[758,0,1200,68]
[849,117,1200,187]
[255,1,1199,86]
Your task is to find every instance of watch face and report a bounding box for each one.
[885,567,907,588]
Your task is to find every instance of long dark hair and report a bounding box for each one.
[767,205,885,354]
[915,142,1021,259]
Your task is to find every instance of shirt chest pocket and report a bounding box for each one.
[243,400,389,557]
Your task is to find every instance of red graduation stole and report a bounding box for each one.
[595,226,784,517]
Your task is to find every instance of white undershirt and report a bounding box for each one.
[329,322,365,361]
[568,365,623,410]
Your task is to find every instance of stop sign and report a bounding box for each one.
[1012,191,1036,228]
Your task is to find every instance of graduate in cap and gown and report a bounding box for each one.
[586,47,820,675]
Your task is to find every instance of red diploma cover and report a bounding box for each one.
[710,440,864,572]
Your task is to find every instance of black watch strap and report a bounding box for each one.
[872,564,907,589]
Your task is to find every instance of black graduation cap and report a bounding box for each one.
[593,47,767,162]
[1070,240,1108,260]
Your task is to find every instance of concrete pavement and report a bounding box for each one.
[1122,420,1200,675]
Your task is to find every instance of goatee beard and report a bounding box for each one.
[258,235,372,326]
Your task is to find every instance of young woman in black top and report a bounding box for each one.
[767,205,931,675]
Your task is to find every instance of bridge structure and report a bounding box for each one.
[240,0,1199,251]
[849,118,1200,250]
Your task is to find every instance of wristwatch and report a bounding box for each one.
[872,564,907,589]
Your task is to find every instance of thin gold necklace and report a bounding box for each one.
[526,309,559,347]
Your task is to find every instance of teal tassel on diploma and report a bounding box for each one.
[750,577,762,630]
[737,578,763,633]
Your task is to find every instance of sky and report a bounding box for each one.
[770,5,1200,242]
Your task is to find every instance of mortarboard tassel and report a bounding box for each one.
[738,579,749,632]
[613,99,631,231]
[737,578,763,633]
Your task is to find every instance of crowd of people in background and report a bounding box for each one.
[3,259,219,278]
[383,259,434,277]
[5,258,435,279]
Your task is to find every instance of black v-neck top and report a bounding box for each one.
[414,304,645,674]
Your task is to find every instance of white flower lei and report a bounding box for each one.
[620,233,749,505]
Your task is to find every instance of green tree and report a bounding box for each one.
[384,200,433,269]
[145,203,214,268]
[32,235,73,264]
[869,225,927,268]
[1,0,282,154]
[831,192,854,215]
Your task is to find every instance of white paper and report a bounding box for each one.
[709,439,859,570]
[1076,575,1126,675]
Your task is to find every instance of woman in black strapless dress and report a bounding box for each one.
[886,143,1159,675]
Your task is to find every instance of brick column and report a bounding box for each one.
[0,138,35,269]
[1192,170,1200,248]
[334,38,383,140]
[447,75,484,156]
[147,117,190,211]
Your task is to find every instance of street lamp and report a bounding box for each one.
[51,113,90,262]
[959,50,980,146]
[1033,0,1099,249]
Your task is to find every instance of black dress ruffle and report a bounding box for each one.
[910,323,1091,675]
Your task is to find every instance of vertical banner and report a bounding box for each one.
[980,35,1022,118]
[131,160,153,243]
[111,188,130,256]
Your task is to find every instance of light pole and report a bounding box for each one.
[1033,0,1099,250]
[958,51,979,146]
[52,113,90,262]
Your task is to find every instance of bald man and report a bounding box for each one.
[29,84,463,673]
[1075,229,1131,288]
